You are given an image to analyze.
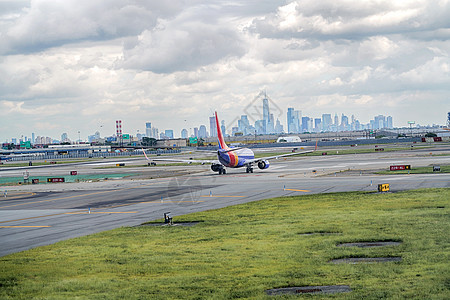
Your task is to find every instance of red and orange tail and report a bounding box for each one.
[215,111,228,150]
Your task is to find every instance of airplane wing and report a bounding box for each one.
[244,149,315,165]
[142,149,219,165]
[152,158,220,165]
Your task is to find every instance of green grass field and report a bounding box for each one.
[1,188,449,299]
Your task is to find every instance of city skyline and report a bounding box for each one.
[7,97,443,144]
[1,1,449,142]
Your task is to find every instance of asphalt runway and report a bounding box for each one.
[1,147,449,257]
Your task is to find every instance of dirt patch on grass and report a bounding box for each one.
[330,257,402,264]
[139,221,202,227]
[266,285,351,295]
[337,241,402,248]
[298,231,341,236]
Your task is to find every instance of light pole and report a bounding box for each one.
[78,131,80,144]
[408,121,415,137]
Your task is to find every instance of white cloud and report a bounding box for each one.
[0,0,449,141]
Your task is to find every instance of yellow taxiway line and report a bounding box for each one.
[284,188,311,192]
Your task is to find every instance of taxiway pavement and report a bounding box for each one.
[1,148,449,256]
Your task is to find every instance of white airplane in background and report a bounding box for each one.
[143,112,316,175]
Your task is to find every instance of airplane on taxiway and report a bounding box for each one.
[143,111,315,175]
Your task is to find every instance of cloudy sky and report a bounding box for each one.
[1,0,449,141]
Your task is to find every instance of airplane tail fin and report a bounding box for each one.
[142,148,150,160]
[215,111,228,150]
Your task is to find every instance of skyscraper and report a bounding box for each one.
[340,114,349,131]
[181,129,188,138]
[198,125,207,138]
[263,96,270,126]
[164,130,174,139]
[221,120,226,136]
[322,114,332,131]
[374,115,386,129]
[209,116,217,137]
[238,115,250,135]
[314,118,322,132]
[301,116,310,132]
[386,116,393,129]
[275,119,284,133]
[145,122,152,137]
[287,108,301,133]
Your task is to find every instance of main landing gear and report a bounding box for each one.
[246,165,253,173]
[211,164,227,175]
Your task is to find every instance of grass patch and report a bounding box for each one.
[0,159,94,168]
[95,162,205,169]
[0,173,136,185]
[1,188,449,299]
[376,165,450,175]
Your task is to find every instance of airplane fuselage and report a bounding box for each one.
[217,148,254,168]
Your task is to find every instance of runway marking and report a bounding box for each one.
[0,212,74,224]
[200,195,245,198]
[0,181,168,209]
[0,225,50,228]
[284,189,311,192]
[1,192,36,200]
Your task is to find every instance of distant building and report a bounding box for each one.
[151,127,159,139]
[61,133,69,143]
[314,118,322,132]
[209,116,217,137]
[181,128,188,139]
[156,138,187,148]
[164,130,174,139]
[198,125,208,138]
[238,115,251,135]
[193,127,199,137]
[386,116,393,129]
[287,108,301,133]
[275,119,284,133]
[340,114,349,131]
[277,136,301,143]
[220,120,226,136]
[322,114,332,131]
[145,122,152,137]
[255,120,266,135]
[301,116,310,132]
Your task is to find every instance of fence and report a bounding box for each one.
[5,149,181,162]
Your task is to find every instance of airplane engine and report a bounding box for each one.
[211,164,222,172]
[258,160,270,169]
